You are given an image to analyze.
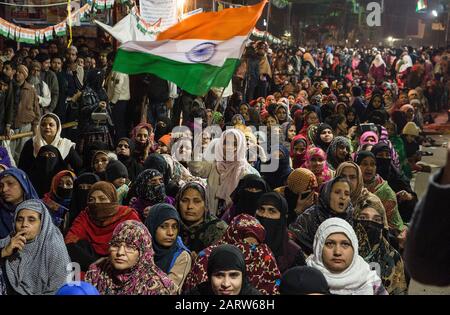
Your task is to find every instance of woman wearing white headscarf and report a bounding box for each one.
[18,113,82,174]
[369,54,386,84]
[306,217,387,295]
[0,199,70,295]
[396,53,413,89]
[188,129,259,216]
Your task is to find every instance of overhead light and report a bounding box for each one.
[388,36,393,42]
[432,10,438,17]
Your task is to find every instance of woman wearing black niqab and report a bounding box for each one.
[67,173,100,229]
[28,145,67,197]
[255,192,306,272]
[221,174,270,224]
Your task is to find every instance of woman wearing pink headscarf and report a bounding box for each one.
[359,131,379,147]
[302,147,334,190]
[352,131,380,160]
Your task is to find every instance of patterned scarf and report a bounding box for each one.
[85,220,176,295]
[326,136,352,170]
[134,169,166,203]
[183,214,281,295]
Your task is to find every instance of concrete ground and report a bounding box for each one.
[407,113,450,295]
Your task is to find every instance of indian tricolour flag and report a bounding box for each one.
[0,18,9,37]
[54,21,67,37]
[113,0,267,96]
[19,28,36,45]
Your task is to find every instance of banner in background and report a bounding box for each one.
[140,0,178,31]
[0,3,91,44]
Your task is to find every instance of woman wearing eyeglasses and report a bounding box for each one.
[85,220,176,295]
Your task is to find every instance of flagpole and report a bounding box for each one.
[213,86,226,113]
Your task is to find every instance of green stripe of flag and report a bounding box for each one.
[113,49,239,96]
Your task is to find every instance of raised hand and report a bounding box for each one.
[1,230,27,258]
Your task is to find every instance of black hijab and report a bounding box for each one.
[280,266,331,295]
[116,137,142,181]
[231,174,271,217]
[29,145,67,197]
[68,173,100,227]
[366,93,385,112]
[145,203,186,273]
[204,244,259,295]
[255,192,288,258]
[355,150,376,166]
[313,123,333,152]
[260,145,292,190]
[143,153,171,186]
[207,244,246,278]
[83,141,110,172]
[85,69,107,101]
[371,142,393,180]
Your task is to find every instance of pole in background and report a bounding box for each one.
[112,3,118,51]
[446,11,449,46]
[266,0,271,33]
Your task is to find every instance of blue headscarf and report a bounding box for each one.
[0,147,11,169]
[56,281,100,295]
[144,203,190,273]
[0,168,39,238]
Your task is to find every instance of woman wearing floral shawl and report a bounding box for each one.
[355,151,407,243]
[182,214,281,295]
[353,194,407,295]
[85,220,176,295]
